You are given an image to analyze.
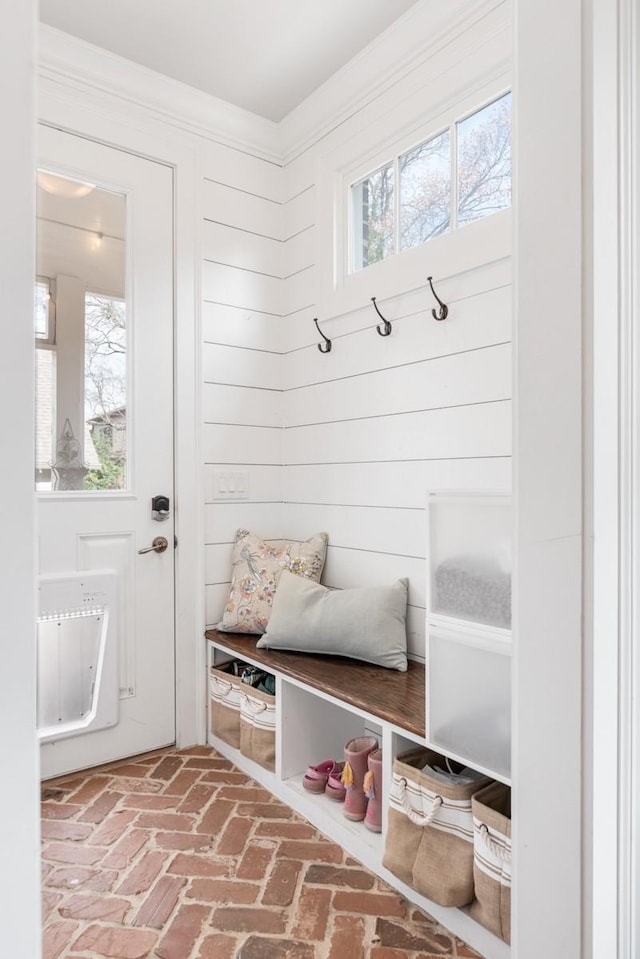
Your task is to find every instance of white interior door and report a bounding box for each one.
[36,126,175,778]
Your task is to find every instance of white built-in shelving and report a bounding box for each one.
[206,623,510,959]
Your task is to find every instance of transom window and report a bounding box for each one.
[350,92,512,273]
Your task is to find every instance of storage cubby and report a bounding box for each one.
[428,492,512,630]
[279,680,376,781]
[205,630,510,959]
[279,681,384,851]
[428,624,511,781]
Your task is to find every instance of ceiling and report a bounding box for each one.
[38,0,420,122]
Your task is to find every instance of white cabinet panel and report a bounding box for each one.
[428,625,511,779]
[428,493,512,629]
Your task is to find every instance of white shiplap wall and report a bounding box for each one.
[201,141,286,625]
[279,3,512,661]
[204,0,512,661]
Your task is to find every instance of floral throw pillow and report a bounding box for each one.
[217,529,329,634]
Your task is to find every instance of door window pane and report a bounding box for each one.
[351,162,394,271]
[35,278,53,340]
[399,131,451,250]
[85,294,127,491]
[35,171,127,491]
[457,92,512,226]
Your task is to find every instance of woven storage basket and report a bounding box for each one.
[239,683,276,772]
[470,781,512,942]
[383,746,491,907]
[209,663,246,748]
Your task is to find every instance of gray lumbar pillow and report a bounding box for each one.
[256,570,409,671]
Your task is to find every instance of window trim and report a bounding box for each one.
[315,72,512,322]
[347,88,512,276]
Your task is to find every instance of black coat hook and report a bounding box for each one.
[313,317,332,353]
[427,276,448,321]
[371,297,392,336]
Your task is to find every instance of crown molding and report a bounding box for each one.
[38,1,509,170]
[38,24,282,165]
[278,0,509,164]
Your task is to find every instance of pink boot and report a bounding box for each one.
[342,736,378,821]
[363,748,383,833]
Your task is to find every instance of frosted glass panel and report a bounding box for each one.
[429,494,511,628]
[428,628,511,778]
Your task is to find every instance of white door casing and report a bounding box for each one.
[37,126,176,778]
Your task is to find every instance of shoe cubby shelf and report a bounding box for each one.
[206,630,510,959]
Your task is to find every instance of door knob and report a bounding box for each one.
[138,536,169,555]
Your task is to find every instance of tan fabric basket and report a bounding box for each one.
[383,747,491,907]
[240,683,276,772]
[209,664,245,748]
[470,782,512,943]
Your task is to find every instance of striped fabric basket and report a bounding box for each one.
[383,747,491,907]
[470,782,512,943]
[209,665,246,749]
[240,684,277,772]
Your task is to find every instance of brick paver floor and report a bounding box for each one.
[41,746,483,959]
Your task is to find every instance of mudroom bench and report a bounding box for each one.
[205,628,510,959]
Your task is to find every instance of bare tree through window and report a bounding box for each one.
[84,293,127,490]
[352,163,394,270]
[400,131,451,249]
[457,93,512,225]
[350,91,512,271]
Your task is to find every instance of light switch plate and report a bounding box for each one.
[212,470,249,501]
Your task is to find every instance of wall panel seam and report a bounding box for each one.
[284,225,314,243]
[203,217,282,242]
[203,175,283,204]
[203,258,281,281]
[283,398,510,430]
[282,454,511,466]
[283,342,512,386]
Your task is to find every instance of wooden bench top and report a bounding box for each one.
[205,629,426,739]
